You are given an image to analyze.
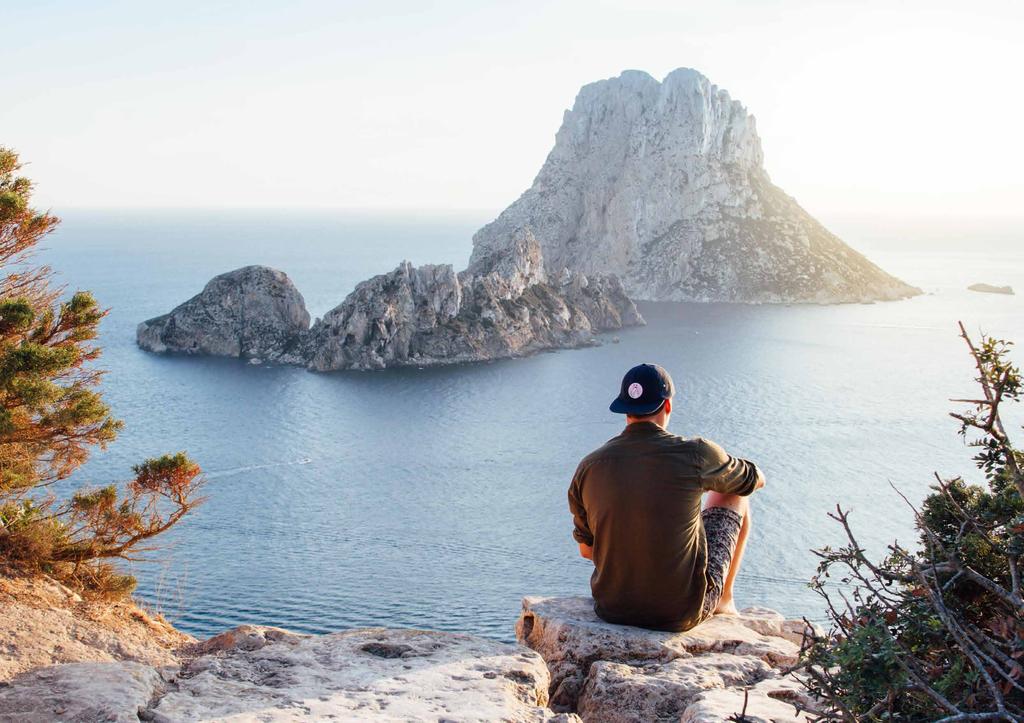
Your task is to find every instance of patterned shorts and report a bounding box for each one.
[699,506,744,622]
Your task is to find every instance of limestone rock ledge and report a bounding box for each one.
[0,577,817,721]
[517,596,818,722]
[0,625,575,722]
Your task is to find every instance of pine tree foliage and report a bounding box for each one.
[0,148,204,595]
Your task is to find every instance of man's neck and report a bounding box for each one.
[625,418,667,430]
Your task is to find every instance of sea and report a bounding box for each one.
[39,210,1024,641]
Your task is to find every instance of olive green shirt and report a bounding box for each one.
[568,421,762,632]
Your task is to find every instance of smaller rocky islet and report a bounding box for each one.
[137,228,644,371]
[968,282,1014,295]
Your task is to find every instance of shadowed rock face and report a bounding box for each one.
[471,68,920,304]
[306,229,643,371]
[136,265,311,362]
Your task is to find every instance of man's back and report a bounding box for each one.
[569,421,760,632]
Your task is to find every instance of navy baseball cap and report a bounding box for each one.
[609,363,675,415]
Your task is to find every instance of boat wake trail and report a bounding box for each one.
[206,458,312,479]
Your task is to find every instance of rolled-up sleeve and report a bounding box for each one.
[698,438,762,496]
[568,464,594,545]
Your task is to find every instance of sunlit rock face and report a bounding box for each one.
[471,68,920,303]
[1,576,821,722]
[0,625,571,722]
[517,595,820,721]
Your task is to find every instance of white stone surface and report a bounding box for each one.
[517,595,813,721]
[0,574,817,722]
[0,661,165,723]
[471,68,919,304]
[681,676,817,723]
[0,624,573,722]
[150,627,562,722]
[578,654,772,722]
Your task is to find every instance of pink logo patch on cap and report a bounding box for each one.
[627,382,643,399]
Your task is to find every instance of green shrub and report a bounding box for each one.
[800,324,1024,721]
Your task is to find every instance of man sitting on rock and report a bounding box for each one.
[568,363,765,632]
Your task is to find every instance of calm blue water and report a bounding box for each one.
[41,210,1024,641]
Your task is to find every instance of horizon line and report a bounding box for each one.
[45,206,1024,224]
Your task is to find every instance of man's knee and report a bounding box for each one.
[704,491,749,517]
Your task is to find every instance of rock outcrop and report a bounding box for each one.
[0,624,570,722]
[471,68,920,304]
[136,265,311,363]
[517,595,818,721]
[968,283,1014,295]
[306,229,642,371]
[158,627,566,721]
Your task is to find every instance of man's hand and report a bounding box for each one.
[579,542,594,561]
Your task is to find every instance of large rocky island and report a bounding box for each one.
[138,67,919,369]
[472,68,918,303]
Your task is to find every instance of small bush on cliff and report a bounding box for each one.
[800,323,1024,721]
[0,147,204,597]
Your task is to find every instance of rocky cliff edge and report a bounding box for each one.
[0,577,816,722]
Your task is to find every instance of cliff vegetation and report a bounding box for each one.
[0,147,203,597]
[800,324,1024,721]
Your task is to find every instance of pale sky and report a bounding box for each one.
[4,0,1022,219]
